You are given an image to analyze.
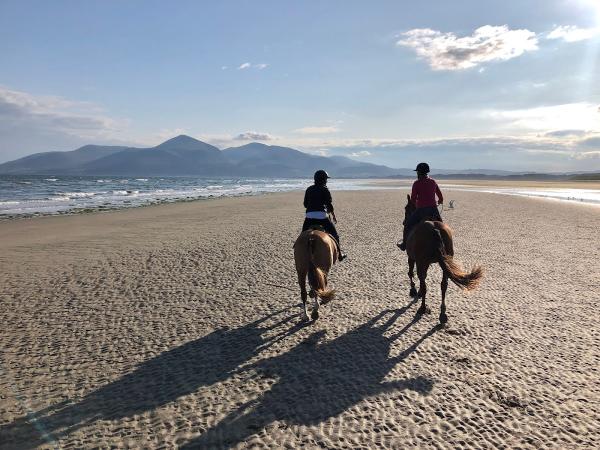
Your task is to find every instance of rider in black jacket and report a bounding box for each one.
[302,170,346,261]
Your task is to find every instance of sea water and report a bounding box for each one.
[0,176,371,217]
[1,176,598,217]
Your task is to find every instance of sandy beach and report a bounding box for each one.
[1,188,599,449]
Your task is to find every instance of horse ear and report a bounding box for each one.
[407,194,411,202]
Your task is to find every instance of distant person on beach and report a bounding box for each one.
[398,162,444,251]
[302,170,347,261]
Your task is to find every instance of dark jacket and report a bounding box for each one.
[303,184,334,213]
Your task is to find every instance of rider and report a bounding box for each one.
[302,170,347,261]
[398,162,444,251]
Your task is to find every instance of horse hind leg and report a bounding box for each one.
[408,258,417,297]
[298,272,309,322]
[439,273,448,324]
[311,295,320,321]
[417,263,430,315]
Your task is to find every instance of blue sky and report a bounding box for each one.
[1,0,599,171]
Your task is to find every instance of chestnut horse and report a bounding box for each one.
[294,228,338,321]
[402,195,483,324]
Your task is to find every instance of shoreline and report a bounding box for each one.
[2,178,600,221]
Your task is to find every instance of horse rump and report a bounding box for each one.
[307,234,335,301]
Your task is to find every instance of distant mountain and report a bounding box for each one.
[1,136,591,179]
[79,136,234,176]
[0,135,401,178]
[222,142,399,177]
[0,145,128,175]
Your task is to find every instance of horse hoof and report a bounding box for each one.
[311,309,319,321]
[439,314,448,324]
[302,313,310,322]
[417,306,430,315]
[409,287,417,297]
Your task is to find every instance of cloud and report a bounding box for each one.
[574,151,600,160]
[294,126,340,134]
[237,62,269,70]
[579,136,600,148]
[155,128,188,142]
[483,102,600,133]
[0,86,129,161]
[397,25,538,70]
[349,150,372,158]
[544,129,590,138]
[233,131,274,141]
[547,25,600,42]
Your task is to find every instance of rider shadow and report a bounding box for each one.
[182,308,439,449]
[0,307,299,449]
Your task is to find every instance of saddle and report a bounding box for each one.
[306,224,326,232]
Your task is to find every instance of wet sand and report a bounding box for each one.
[1,189,599,448]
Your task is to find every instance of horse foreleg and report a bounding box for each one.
[298,272,309,321]
[417,263,429,314]
[439,273,448,324]
[408,258,417,297]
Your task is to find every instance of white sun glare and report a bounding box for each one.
[578,0,600,24]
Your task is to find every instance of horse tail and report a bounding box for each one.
[307,234,335,301]
[434,229,483,291]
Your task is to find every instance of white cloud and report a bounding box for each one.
[547,25,600,42]
[237,62,268,70]
[0,86,131,161]
[574,151,600,159]
[155,128,187,142]
[483,102,600,132]
[233,131,274,141]
[397,25,538,70]
[294,126,340,134]
[349,150,372,158]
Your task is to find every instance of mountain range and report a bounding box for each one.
[0,135,402,178]
[1,135,597,179]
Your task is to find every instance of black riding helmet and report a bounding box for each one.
[314,169,330,184]
[414,162,430,174]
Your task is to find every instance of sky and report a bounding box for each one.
[1,0,600,171]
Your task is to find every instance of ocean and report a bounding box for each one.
[0,175,373,217]
[1,175,599,218]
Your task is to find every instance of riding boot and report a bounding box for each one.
[397,227,407,251]
[335,239,347,261]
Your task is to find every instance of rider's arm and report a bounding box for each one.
[303,187,309,209]
[435,182,444,204]
[324,187,334,213]
[410,181,418,203]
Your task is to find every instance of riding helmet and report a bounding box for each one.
[314,170,330,184]
[414,162,430,174]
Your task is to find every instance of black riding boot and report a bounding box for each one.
[397,227,407,251]
[336,240,347,261]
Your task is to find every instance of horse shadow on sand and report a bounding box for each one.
[182,305,439,449]
[1,307,299,449]
[2,303,438,449]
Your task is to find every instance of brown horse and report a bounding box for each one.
[402,195,483,324]
[294,228,338,321]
